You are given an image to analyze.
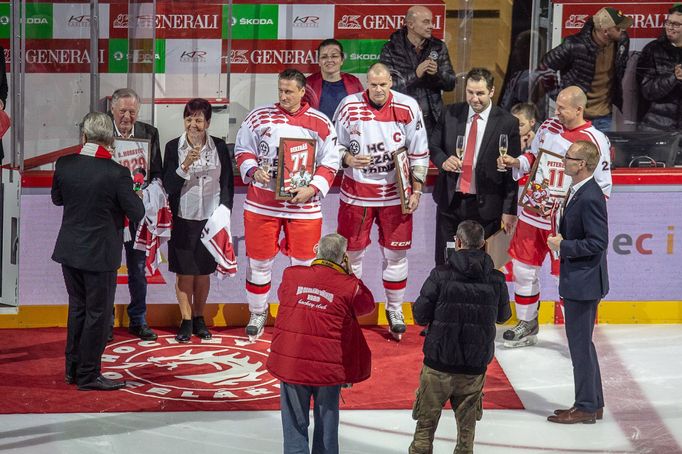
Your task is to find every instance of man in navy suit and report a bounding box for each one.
[547,140,609,424]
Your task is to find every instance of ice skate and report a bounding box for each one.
[386,309,406,341]
[503,317,539,348]
[245,311,267,342]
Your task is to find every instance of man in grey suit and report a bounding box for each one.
[429,67,521,265]
[547,140,609,424]
[108,88,163,341]
[53,112,144,390]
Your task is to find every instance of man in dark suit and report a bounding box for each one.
[108,88,163,341]
[547,140,608,424]
[430,67,521,265]
[52,112,144,391]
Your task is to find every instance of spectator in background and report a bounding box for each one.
[499,30,547,115]
[539,7,632,131]
[108,88,163,342]
[53,112,144,391]
[304,39,364,121]
[380,5,456,133]
[267,233,374,454]
[0,44,7,163]
[637,4,682,131]
[409,220,511,454]
[511,102,539,151]
[162,98,234,343]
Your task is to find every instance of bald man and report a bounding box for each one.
[498,86,612,347]
[379,6,456,133]
[333,63,429,341]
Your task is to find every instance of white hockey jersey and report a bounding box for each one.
[234,103,340,219]
[333,90,429,207]
[514,117,612,229]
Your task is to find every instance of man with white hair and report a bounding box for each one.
[108,88,163,342]
[53,112,144,391]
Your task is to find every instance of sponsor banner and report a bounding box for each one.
[109,3,221,40]
[26,3,53,39]
[24,39,107,73]
[561,4,671,50]
[334,5,445,40]
[339,39,385,74]
[108,38,165,74]
[165,38,221,74]
[278,4,335,40]
[53,3,110,39]
[225,4,279,40]
[223,39,319,74]
[0,4,9,40]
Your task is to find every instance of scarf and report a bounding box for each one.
[79,142,113,159]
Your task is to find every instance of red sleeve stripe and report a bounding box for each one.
[314,165,337,185]
[236,152,258,167]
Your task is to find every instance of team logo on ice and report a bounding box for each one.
[102,335,279,402]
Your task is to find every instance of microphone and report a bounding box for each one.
[132,167,146,191]
[428,51,438,61]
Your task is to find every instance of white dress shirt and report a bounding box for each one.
[456,102,492,194]
[175,133,221,221]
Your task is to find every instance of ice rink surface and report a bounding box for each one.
[1,325,681,454]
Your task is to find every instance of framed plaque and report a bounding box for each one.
[275,138,317,200]
[393,147,412,214]
[519,148,570,219]
[113,137,151,182]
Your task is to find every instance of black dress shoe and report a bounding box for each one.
[65,372,75,384]
[107,328,114,343]
[129,324,158,341]
[77,375,126,391]
[192,316,212,340]
[176,319,193,343]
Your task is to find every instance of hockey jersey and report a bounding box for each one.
[333,90,429,207]
[513,117,612,229]
[234,102,340,219]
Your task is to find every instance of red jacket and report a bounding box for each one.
[303,72,364,110]
[266,260,375,386]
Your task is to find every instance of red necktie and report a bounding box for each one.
[460,113,479,194]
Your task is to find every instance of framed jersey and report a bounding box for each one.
[393,147,412,214]
[113,138,151,183]
[276,137,317,200]
[519,148,568,219]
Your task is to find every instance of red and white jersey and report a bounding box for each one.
[234,102,340,219]
[333,90,429,207]
[515,117,612,229]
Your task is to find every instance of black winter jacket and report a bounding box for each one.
[413,249,511,375]
[380,28,456,126]
[637,34,682,131]
[541,18,629,111]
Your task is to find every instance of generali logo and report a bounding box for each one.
[113,13,219,29]
[564,14,589,29]
[229,49,249,64]
[337,15,361,30]
[25,48,105,64]
[102,335,279,403]
[338,13,443,30]
[180,50,207,63]
[229,49,316,65]
[293,15,320,28]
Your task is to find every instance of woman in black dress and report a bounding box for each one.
[162,98,234,342]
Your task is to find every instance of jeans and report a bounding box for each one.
[124,240,148,327]
[588,115,612,132]
[280,382,341,454]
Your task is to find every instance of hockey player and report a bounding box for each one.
[498,86,612,347]
[234,69,341,341]
[333,63,429,341]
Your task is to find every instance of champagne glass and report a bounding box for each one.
[454,135,464,173]
[497,134,509,172]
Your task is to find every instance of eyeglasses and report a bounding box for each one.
[665,20,682,29]
[319,54,342,61]
[564,155,584,162]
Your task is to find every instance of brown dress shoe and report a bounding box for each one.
[554,407,603,420]
[547,407,597,424]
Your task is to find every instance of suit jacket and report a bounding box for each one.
[162,135,234,218]
[429,103,521,220]
[107,113,163,180]
[559,177,609,300]
[51,152,145,272]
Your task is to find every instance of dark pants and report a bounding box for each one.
[564,298,604,413]
[435,194,501,265]
[409,365,485,454]
[280,382,341,454]
[63,265,116,386]
[124,240,148,327]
